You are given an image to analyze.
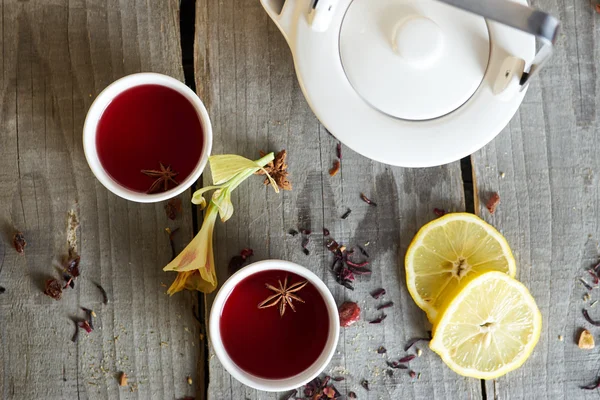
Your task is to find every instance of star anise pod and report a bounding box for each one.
[255,150,292,191]
[258,276,307,316]
[141,162,179,194]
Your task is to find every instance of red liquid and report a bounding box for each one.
[220,270,330,379]
[96,84,203,192]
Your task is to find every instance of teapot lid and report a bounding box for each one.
[339,0,490,120]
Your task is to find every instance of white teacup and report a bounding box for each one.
[83,73,212,203]
[209,260,340,392]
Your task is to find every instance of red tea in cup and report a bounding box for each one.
[95,84,204,193]
[219,269,330,379]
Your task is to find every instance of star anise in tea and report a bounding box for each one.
[141,162,179,194]
[258,276,307,317]
[255,150,292,190]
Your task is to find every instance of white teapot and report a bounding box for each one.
[260,0,559,167]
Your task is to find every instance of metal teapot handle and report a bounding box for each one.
[437,0,559,89]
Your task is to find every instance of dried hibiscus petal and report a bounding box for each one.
[433,208,446,217]
[583,309,600,326]
[348,392,357,399]
[486,192,500,214]
[228,248,254,275]
[44,279,63,300]
[358,245,369,258]
[371,288,386,299]
[339,301,361,327]
[323,228,330,236]
[397,354,416,363]
[336,142,342,159]
[329,160,341,177]
[326,239,340,253]
[332,376,345,381]
[78,320,93,333]
[66,255,81,278]
[377,302,394,310]
[13,232,26,254]
[164,198,182,220]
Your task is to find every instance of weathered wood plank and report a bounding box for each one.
[472,0,600,398]
[0,1,199,399]
[195,0,481,398]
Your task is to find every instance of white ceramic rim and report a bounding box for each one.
[83,72,213,203]
[209,260,340,392]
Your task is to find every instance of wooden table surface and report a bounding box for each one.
[0,0,598,399]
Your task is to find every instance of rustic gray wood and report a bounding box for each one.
[195,0,481,398]
[0,1,200,399]
[471,0,600,398]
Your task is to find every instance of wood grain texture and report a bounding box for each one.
[0,1,199,399]
[195,0,481,398]
[472,0,600,398]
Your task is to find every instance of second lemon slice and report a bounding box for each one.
[405,213,516,321]
[430,271,541,379]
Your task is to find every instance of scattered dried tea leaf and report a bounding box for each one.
[0,286,5,294]
[118,372,128,386]
[94,282,109,304]
[282,389,297,400]
[288,229,299,236]
[377,302,394,310]
[387,361,408,369]
[409,370,417,379]
[256,150,292,190]
[360,193,377,206]
[377,346,387,354]
[44,279,63,300]
[347,392,357,399]
[358,245,369,258]
[329,160,341,177]
[323,228,330,236]
[369,314,387,324]
[13,232,26,254]
[361,380,370,391]
[371,288,386,299]
[336,142,342,159]
[582,377,600,390]
[486,192,500,214]
[165,198,182,220]
[339,301,361,327]
[341,209,352,219]
[583,309,600,326]
[579,329,595,349]
[404,334,432,351]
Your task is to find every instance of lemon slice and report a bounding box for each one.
[430,271,541,379]
[405,213,516,321]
